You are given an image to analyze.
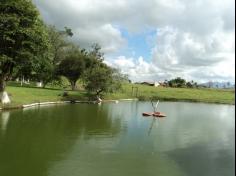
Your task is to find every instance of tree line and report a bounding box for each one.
[0,0,127,103]
[163,77,199,88]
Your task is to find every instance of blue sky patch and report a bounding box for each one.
[117,28,156,61]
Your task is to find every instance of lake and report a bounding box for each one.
[0,101,235,176]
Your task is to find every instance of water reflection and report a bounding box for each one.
[148,117,158,136]
[0,102,234,176]
[0,111,10,133]
[0,104,122,176]
[167,144,235,176]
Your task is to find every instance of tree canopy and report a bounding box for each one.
[0,0,50,93]
[47,25,73,65]
[166,77,198,88]
[57,47,86,90]
[84,64,114,96]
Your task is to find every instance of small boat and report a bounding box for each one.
[142,112,153,116]
[143,100,166,118]
[142,112,167,117]
[153,112,166,117]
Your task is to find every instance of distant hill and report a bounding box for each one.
[199,82,235,89]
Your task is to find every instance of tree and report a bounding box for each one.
[57,47,85,90]
[47,25,73,65]
[89,43,104,61]
[82,43,104,71]
[84,64,112,96]
[168,77,186,88]
[30,26,74,88]
[0,0,50,103]
[83,44,124,97]
[32,56,54,88]
[84,64,122,97]
[186,82,193,88]
[108,68,126,92]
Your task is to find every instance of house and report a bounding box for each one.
[154,82,160,87]
[140,82,160,87]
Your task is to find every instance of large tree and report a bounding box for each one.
[29,26,74,88]
[168,77,187,88]
[57,47,85,90]
[47,25,73,65]
[84,64,122,98]
[83,44,123,98]
[84,64,112,96]
[32,55,54,88]
[0,0,50,103]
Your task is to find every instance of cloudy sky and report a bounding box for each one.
[33,0,235,83]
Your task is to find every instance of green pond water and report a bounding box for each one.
[0,101,235,176]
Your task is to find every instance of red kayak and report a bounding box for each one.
[153,112,166,117]
[142,112,153,116]
[142,112,167,117]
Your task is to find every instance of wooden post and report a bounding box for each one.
[135,87,138,97]
[132,86,139,97]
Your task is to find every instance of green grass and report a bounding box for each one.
[108,83,235,105]
[1,86,86,108]
[0,83,235,109]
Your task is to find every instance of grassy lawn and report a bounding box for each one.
[109,83,235,105]
[1,86,86,108]
[0,83,235,109]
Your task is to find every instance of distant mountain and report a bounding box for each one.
[199,82,235,89]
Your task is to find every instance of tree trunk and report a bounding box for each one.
[71,81,76,91]
[43,80,49,89]
[0,77,5,93]
[0,76,11,104]
[95,90,103,104]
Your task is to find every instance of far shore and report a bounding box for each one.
[0,84,235,111]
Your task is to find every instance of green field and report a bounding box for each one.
[0,83,235,109]
[119,84,235,104]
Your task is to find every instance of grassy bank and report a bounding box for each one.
[117,84,235,104]
[1,86,86,108]
[0,83,235,109]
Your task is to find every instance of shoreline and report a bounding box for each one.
[0,99,139,111]
[1,84,234,111]
[0,98,234,112]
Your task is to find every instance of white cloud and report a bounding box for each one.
[72,24,126,54]
[151,26,235,82]
[106,56,171,82]
[113,56,135,68]
[33,0,235,82]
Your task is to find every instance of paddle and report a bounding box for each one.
[151,99,159,113]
